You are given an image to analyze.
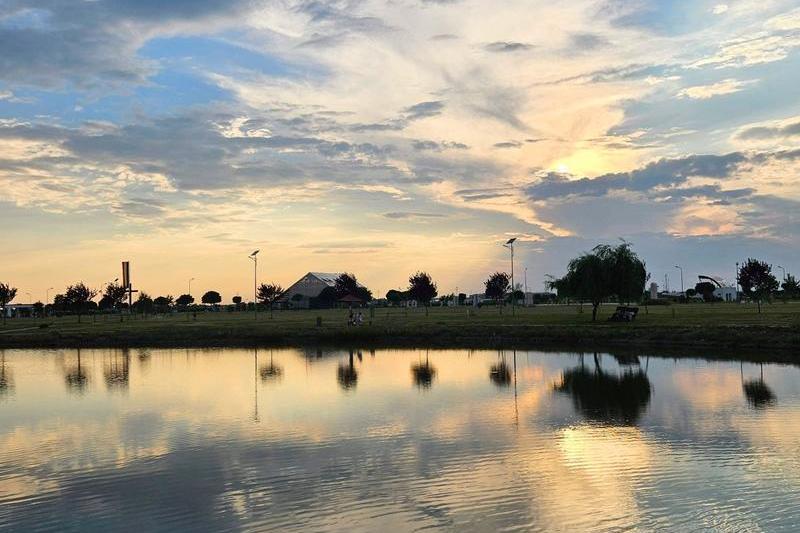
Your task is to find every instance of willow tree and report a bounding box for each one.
[547,242,647,321]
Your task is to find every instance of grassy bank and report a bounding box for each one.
[1,302,799,352]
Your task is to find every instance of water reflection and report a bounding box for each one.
[259,349,284,382]
[64,348,89,393]
[489,353,512,387]
[555,353,652,425]
[104,349,130,390]
[411,351,436,389]
[1,348,799,532]
[0,351,12,398]
[742,362,777,409]
[337,350,358,390]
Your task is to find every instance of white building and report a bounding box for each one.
[714,286,738,302]
[278,272,366,309]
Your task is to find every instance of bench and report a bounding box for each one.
[608,306,639,322]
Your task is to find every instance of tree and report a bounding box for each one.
[257,283,283,316]
[334,273,372,303]
[547,242,647,321]
[694,281,717,303]
[232,295,243,308]
[65,282,98,323]
[99,283,126,311]
[176,294,194,307]
[312,286,338,309]
[781,274,799,300]
[601,242,648,304]
[738,259,779,313]
[153,295,174,313]
[0,282,17,325]
[201,291,222,306]
[408,272,437,314]
[484,272,510,306]
[386,289,405,306]
[133,292,154,315]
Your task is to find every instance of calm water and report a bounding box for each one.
[0,348,799,532]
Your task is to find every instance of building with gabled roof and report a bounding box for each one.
[278,272,365,309]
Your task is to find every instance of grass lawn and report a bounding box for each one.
[1,301,799,351]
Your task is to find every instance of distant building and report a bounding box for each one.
[714,286,738,302]
[649,283,658,300]
[278,272,366,309]
[2,304,35,318]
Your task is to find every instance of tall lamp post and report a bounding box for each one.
[249,250,259,320]
[524,267,528,307]
[504,238,517,316]
[674,265,684,296]
[776,265,786,281]
[188,277,195,299]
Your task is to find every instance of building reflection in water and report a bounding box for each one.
[411,351,436,389]
[0,350,13,399]
[555,352,652,425]
[64,348,89,394]
[337,350,358,391]
[741,362,776,409]
[104,349,130,391]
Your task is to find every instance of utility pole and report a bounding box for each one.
[504,238,517,316]
[249,250,259,320]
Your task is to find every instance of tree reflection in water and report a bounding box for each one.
[0,351,13,399]
[411,351,436,389]
[260,350,284,382]
[64,349,89,394]
[104,348,130,390]
[489,356,511,387]
[742,362,776,409]
[337,350,358,391]
[555,353,652,425]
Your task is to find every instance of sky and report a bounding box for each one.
[1,0,799,301]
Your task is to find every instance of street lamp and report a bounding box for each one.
[524,266,528,307]
[674,265,684,296]
[188,277,195,298]
[503,238,517,315]
[777,265,786,281]
[249,250,259,319]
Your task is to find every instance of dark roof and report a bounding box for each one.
[338,294,365,303]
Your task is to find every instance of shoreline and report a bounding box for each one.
[1,320,798,359]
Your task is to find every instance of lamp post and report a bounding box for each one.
[777,265,786,281]
[249,250,259,320]
[674,265,684,296]
[524,267,528,307]
[188,278,195,299]
[504,238,517,316]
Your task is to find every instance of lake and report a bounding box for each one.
[0,348,798,532]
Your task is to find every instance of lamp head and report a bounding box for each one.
[505,237,517,245]
[250,249,260,257]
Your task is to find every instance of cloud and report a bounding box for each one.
[382,212,446,220]
[676,79,757,99]
[493,141,523,149]
[0,0,258,89]
[403,100,445,120]
[484,41,533,53]
[689,32,800,69]
[737,119,800,140]
[526,153,748,200]
[711,4,729,15]
[411,140,469,151]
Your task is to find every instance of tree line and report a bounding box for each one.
[1,244,798,321]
